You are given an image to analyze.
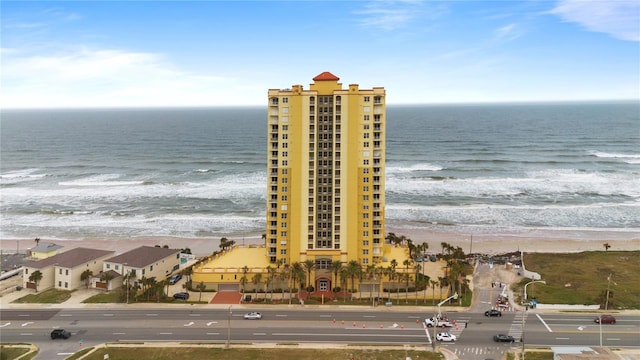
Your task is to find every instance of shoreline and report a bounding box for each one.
[1,228,638,257]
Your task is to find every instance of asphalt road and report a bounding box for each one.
[1,308,638,360]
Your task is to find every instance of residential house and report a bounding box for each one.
[102,246,181,290]
[23,248,115,292]
[29,242,63,259]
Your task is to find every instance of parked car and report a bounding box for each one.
[243,312,262,320]
[436,332,457,342]
[169,273,182,285]
[493,334,515,342]
[594,315,616,324]
[429,255,437,262]
[425,316,452,328]
[485,309,502,317]
[50,329,71,339]
[173,292,189,300]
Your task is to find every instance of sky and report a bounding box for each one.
[1,0,639,108]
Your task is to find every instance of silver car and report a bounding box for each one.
[243,312,262,320]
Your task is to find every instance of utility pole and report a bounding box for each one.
[605,273,615,311]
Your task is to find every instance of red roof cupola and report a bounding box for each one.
[313,72,340,81]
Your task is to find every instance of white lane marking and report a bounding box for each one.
[145,314,158,316]
[275,314,288,317]
[189,314,201,317]
[556,337,570,340]
[60,314,72,317]
[159,332,172,335]
[254,332,267,335]
[113,332,126,335]
[20,333,33,336]
[184,322,194,327]
[536,313,553,332]
[364,315,376,318]
[0,323,10,327]
[21,322,34,327]
[206,332,220,335]
[319,315,332,317]
[58,353,75,356]
[607,338,621,341]
[103,314,114,317]
[18,314,30,317]
[273,332,426,338]
[206,322,218,326]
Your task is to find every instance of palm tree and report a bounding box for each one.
[100,272,115,293]
[372,265,383,304]
[183,266,193,285]
[290,262,305,302]
[196,281,206,302]
[34,237,41,247]
[430,280,439,305]
[437,276,447,301]
[122,271,134,303]
[80,269,93,289]
[403,259,412,303]
[252,273,263,300]
[265,265,275,300]
[389,259,398,303]
[303,259,315,291]
[240,265,249,294]
[365,264,376,302]
[346,260,361,298]
[331,260,343,292]
[339,268,349,302]
[603,242,611,251]
[28,270,43,292]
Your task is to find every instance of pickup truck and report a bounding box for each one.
[424,317,453,328]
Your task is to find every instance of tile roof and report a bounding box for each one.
[104,246,180,268]
[28,248,114,269]
[313,71,340,81]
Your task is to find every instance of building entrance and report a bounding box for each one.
[319,279,329,291]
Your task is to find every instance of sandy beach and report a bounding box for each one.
[1,228,638,258]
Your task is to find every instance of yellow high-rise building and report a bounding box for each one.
[193,73,421,298]
[266,72,387,292]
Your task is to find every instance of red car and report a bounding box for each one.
[594,315,616,324]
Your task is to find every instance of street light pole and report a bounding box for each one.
[522,280,545,360]
[226,305,232,349]
[523,280,545,302]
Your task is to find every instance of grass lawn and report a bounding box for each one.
[0,345,33,360]
[518,251,640,309]
[11,288,71,303]
[70,346,443,360]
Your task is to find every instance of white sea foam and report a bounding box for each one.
[0,168,47,184]
[589,151,640,159]
[387,163,444,173]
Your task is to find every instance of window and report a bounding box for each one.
[364,96,370,102]
[282,98,289,103]
[364,115,370,121]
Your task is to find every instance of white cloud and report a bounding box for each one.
[550,0,640,41]
[354,0,436,31]
[495,23,521,42]
[1,47,261,108]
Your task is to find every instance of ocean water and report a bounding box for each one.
[1,102,639,242]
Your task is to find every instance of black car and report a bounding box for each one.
[493,334,515,342]
[173,292,189,300]
[51,329,71,339]
[485,309,502,317]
